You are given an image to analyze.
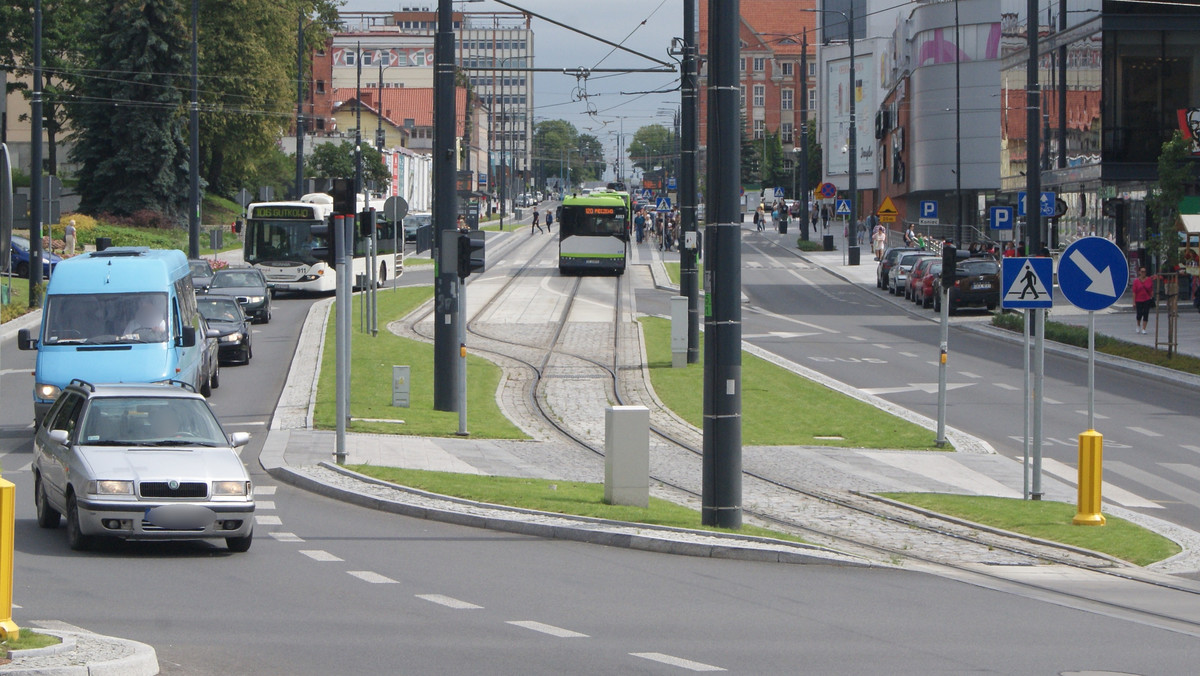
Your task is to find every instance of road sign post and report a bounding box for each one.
[1001,257,1053,500]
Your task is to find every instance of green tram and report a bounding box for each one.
[558,191,629,275]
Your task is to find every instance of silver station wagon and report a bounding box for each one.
[33,380,255,552]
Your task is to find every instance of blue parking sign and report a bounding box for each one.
[990,206,1013,230]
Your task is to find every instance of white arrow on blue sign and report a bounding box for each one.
[1017,191,1056,217]
[1057,236,1128,311]
[1001,258,1054,309]
[835,199,851,215]
[990,206,1013,230]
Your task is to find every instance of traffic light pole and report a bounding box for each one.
[433,0,461,411]
[334,215,349,464]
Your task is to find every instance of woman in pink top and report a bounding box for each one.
[1131,267,1156,334]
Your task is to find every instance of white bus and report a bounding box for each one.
[242,193,401,294]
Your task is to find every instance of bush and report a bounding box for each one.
[99,209,178,230]
[796,238,823,251]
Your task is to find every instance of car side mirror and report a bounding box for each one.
[48,429,69,446]
[229,432,250,448]
[179,325,196,348]
[17,328,37,350]
[206,327,221,339]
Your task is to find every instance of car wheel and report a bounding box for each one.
[948,302,958,317]
[35,475,61,529]
[66,493,93,551]
[263,304,271,324]
[922,294,931,309]
[246,341,253,362]
[211,363,220,390]
[200,371,212,397]
[14,261,28,278]
[227,531,252,553]
[986,303,997,311]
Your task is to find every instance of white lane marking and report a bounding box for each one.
[416,594,483,610]
[4,462,31,473]
[743,304,834,333]
[1043,397,1062,405]
[899,351,919,358]
[348,571,398,584]
[506,621,588,638]
[255,515,282,525]
[847,335,865,341]
[255,500,276,510]
[861,452,1020,498]
[1182,445,1200,454]
[1107,460,1200,507]
[993,382,1019,391]
[1074,410,1109,419]
[300,550,343,562]
[1127,426,1163,438]
[630,653,726,672]
[1040,458,1161,508]
[224,421,268,426]
[958,371,981,379]
[270,532,304,542]
[872,343,891,350]
[254,485,277,495]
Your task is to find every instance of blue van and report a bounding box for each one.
[18,248,214,426]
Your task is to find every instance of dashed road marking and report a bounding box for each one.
[255,515,282,526]
[348,571,398,584]
[416,594,483,610]
[506,621,588,638]
[630,653,726,672]
[959,371,982,379]
[269,532,303,542]
[254,486,277,495]
[255,501,275,510]
[300,550,343,562]
[899,351,919,358]
[872,344,890,350]
[993,382,1019,391]
[1182,445,1200,454]
[847,335,865,341]
[1043,397,1062,405]
[1075,410,1108,419]
[1127,426,1163,438]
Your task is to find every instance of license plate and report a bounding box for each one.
[971,282,991,290]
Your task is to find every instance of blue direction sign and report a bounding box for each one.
[655,197,673,212]
[667,177,677,190]
[1058,236,1129,311]
[1001,258,1054,309]
[990,206,1014,230]
[1017,191,1057,217]
[835,198,851,216]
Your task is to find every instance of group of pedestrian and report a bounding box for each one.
[529,208,554,234]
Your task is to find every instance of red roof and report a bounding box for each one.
[333,86,468,134]
[701,0,818,56]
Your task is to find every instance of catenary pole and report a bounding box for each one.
[295,11,306,199]
[702,0,742,529]
[28,0,43,306]
[433,0,461,410]
[188,0,199,260]
[680,0,699,364]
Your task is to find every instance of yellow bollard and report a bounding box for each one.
[0,479,19,639]
[1073,430,1106,526]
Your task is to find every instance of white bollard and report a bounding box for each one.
[670,295,687,368]
[605,406,649,508]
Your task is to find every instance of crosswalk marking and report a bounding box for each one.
[269,532,304,542]
[416,594,483,610]
[959,371,982,379]
[506,621,588,638]
[348,571,398,584]
[860,453,1019,498]
[1107,461,1200,507]
[255,501,275,510]
[254,515,282,525]
[1182,445,1200,455]
[993,382,1019,391]
[872,344,891,350]
[630,653,726,672]
[1039,457,1161,509]
[1043,397,1062,405]
[1127,426,1163,438]
[1074,410,1108,419]
[254,486,277,495]
[299,550,342,562]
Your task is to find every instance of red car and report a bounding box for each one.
[913,261,942,309]
[907,257,939,303]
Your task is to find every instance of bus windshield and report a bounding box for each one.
[244,219,327,266]
[565,207,627,237]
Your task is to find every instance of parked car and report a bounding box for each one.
[403,212,432,242]
[888,252,935,296]
[8,234,62,277]
[933,258,1001,315]
[906,257,940,302]
[197,295,252,365]
[188,259,215,293]
[913,261,942,309]
[196,314,221,397]
[33,380,255,552]
[876,246,919,289]
[208,268,271,324]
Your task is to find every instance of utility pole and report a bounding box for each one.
[702,0,742,529]
[680,0,700,364]
[798,28,810,242]
[433,0,461,411]
[295,11,306,199]
[28,0,43,306]
[188,0,200,259]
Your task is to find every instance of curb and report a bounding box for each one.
[0,626,158,676]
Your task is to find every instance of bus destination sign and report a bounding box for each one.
[251,205,315,220]
[585,207,616,215]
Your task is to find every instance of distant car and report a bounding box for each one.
[33,380,254,552]
[933,258,1001,315]
[913,261,942,309]
[197,295,252,365]
[906,257,939,302]
[208,268,271,324]
[8,234,62,277]
[876,246,919,289]
[403,213,432,242]
[188,259,214,293]
[888,252,935,296]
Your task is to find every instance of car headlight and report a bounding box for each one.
[220,332,243,343]
[247,296,264,304]
[88,480,134,496]
[35,383,61,401]
[213,481,250,496]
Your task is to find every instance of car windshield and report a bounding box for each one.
[79,396,228,447]
[211,271,263,289]
[189,261,212,277]
[197,297,242,323]
[961,261,999,275]
[43,292,169,345]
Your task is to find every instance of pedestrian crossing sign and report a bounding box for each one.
[835,199,851,215]
[1001,257,1054,309]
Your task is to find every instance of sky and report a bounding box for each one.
[341,0,688,174]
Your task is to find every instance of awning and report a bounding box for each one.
[1179,214,1200,234]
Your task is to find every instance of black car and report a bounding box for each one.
[876,246,919,289]
[208,268,272,324]
[933,258,1001,315]
[188,259,214,293]
[197,295,252,365]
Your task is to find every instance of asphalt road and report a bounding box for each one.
[2,241,1200,673]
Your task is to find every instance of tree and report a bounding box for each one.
[801,121,823,197]
[740,123,761,185]
[69,0,190,219]
[628,124,674,175]
[1147,130,1196,271]
[532,119,578,188]
[576,133,604,183]
[305,140,388,186]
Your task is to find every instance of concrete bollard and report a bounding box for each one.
[604,406,649,508]
[670,296,687,368]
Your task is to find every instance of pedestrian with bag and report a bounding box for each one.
[1132,266,1157,334]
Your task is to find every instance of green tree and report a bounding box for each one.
[1147,130,1196,270]
[576,133,604,183]
[305,140,388,186]
[740,123,761,185]
[628,124,675,175]
[69,0,190,219]
[801,121,823,197]
[532,119,578,189]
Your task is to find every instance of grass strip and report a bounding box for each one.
[880,493,1180,566]
[2,629,61,652]
[640,316,945,449]
[347,465,808,543]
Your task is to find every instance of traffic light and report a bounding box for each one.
[456,231,485,279]
[941,242,957,287]
[359,208,376,237]
[309,218,336,265]
[332,178,355,215]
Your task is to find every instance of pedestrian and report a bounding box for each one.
[903,224,916,247]
[1003,242,1016,257]
[810,208,819,233]
[1132,266,1157,334]
[752,205,762,231]
[634,209,646,244]
[457,215,469,232]
[820,204,831,231]
[872,224,886,260]
[545,208,554,232]
[65,218,77,256]
[531,209,543,234]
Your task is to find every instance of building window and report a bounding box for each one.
[781,62,793,76]
[740,85,746,109]
[753,120,764,140]
[808,62,816,77]
[808,89,816,111]
[753,85,764,107]
[361,50,373,67]
[781,89,793,111]
[753,57,765,72]
[344,50,356,66]
[316,80,325,95]
[740,58,746,71]
[782,122,793,144]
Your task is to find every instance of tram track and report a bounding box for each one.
[397,228,1200,635]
